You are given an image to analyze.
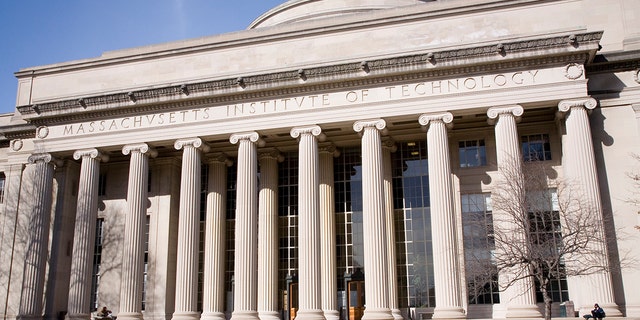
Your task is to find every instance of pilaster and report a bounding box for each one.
[319,143,340,320]
[202,154,233,320]
[381,139,402,320]
[257,149,283,320]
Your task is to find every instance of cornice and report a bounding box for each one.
[16,31,601,127]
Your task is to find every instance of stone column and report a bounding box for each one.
[67,149,108,320]
[202,154,233,320]
[120,144,157,320]
[487,106,541,318]
[18,153,58,320]
[557,98,622,316]
[230,132,262,320]
[290,125,325,320]
[319,143,340,320]
[380,139,402,320]
[173,138,210,320]
[258,149,283,320]
[353,119,393,320]
[419,113,466,319]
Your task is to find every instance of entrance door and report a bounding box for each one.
[289,282,298,320]
[347,281,365,320]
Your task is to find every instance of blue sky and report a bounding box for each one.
[0,0,285,114]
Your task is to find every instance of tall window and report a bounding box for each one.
[278,152,299,313]
[142,215,150,310]
[90,218,104,311]
[0,172,5,203]
[224,163,237,312]
[391,141,434,308]
[98,173,107,196]
[529,189,569,302]
[461,194,499,304]
[335,147,364,294]
[459,140,487,168]
[522,134,551,162]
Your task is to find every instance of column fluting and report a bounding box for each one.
[202,154,233,320]
[290,125,325,320]
[258,149,283,320]
[67,149,109,320]
[487,106,541,318]
[319,143,340,320]
[173,138,209,320]
[558,98,622,316]
[353,119,393,320]
[419,113,466,319]
[230,132,262,320]
[119,144,157,320]
[19,154,58,320]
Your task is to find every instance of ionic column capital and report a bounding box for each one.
[418,112,453,129]
[122,143,158,157]
[319,142,340,157]
[259,148,284,162]
[230,131,264,146]
[174,137,211,152]
[558,97,598,113]
[290,125,324,140]
[73,148,109,162]
[28,153,62,166]
[207,153,233,167]
[382,137,397,153]
[487,105,524,125]
[353,119,386,134]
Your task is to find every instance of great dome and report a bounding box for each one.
[248,0,429,29]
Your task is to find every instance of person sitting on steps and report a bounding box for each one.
[583,303,605,320]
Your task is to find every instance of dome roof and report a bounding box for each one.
[248,0,428,29]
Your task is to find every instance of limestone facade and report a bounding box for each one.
[1,1,639,320]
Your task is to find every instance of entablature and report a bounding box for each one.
[15,31,602,129]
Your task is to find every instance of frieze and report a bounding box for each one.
[15,31,601,122]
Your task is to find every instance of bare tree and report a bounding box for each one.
[465,159,611,320]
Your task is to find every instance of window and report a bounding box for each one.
[522,134,551,162]
[0,173,5,203]
[98,173,107,196]
[459,140,487,168]
[90,218,104,311]
[462,193,499,304]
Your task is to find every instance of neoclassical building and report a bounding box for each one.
[1,1,639,320]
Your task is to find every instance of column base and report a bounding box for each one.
[296,309,325,320]
[579,303,623,318]
[17,315,45,320]
[172,311,201,320]
[432,306,466,319]
[65,313,91,320]
[505,305,542,318]
[391,309,403,320]
[118,312,144,320]
[323,309,339,320]
[258,311,281,320]
[362,308,394,320]
[231,310,259,320]
[201,312,227,320]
